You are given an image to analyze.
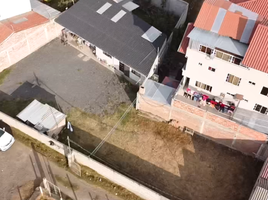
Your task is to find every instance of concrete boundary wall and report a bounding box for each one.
[0,111,169,200]
[0,20,62,72]
[136,93,267,156]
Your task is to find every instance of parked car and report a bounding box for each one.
[0,128,15,151]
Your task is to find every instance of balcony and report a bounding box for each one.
[199,45,243,66]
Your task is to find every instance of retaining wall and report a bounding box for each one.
[136,94,267,156]
[0,111,169,200]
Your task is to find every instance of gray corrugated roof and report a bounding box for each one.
[188,28,248,57]
[143,80,175,105]
[30,0,60,19]
[55,0,166,76]
[17,99,66,131]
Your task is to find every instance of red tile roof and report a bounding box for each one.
[229,0,250,3]
[0,11,49,45]
[0,23,13,44]
[194,0,261,43]
[238,0,268,23]
[242,24,268,72]
[178,23,194,54]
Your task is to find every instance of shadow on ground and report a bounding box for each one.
[59,125,262,200]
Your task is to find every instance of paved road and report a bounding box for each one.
[0,141,120,200]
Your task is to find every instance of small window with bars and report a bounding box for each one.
[131,69,141,78]
[226,74,241,86]
[208,67,216,72]
[249,81,256,85]
[254,104,268,114]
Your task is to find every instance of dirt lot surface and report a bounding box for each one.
[62,108,263,200]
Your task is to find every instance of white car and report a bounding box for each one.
[0,128,15,151]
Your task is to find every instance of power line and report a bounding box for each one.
[90,98,136,156]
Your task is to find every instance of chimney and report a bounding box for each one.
[139,85,145,95]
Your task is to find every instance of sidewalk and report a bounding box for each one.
[0,141,121,200]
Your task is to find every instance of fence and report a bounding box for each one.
[137,92,268,157]
[0,111,169,200]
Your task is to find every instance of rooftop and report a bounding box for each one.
[194,0,262,44]
[55,0,167,76]
[17,99,66,132]
[30,0,61,20]
[0,11,49,45]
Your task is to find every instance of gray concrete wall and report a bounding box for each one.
[0,111,169,200]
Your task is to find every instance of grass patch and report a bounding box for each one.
[132,0,178,36]
[55,175,79,190]
[0,68,12,85]
[12,127,144,200]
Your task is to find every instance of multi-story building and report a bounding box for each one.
[179,0,268,114]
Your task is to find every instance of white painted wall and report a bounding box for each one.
[0,0,31,20]
[96,47,119,67]
[183,48,268,112]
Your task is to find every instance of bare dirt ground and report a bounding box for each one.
[61,108,263,200]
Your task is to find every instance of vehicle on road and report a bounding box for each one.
[0,128,15,151]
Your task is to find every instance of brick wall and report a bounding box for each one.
[137,93,268,156]
[0,21,62,72]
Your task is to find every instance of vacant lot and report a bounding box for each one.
[60,107,262,200]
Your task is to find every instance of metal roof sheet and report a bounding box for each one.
[97,2,112,14]
[178,23,194,54]
[122,1,139,11]
[30,0,60,19]
[238,0,268,23]
[188,27,248,56]
[17,99,66,131]
[195,0,260,43]
[250,186,268,200]
[242,24,268,72]
[142,26,162,43]
[55,0,166,76]
[143,79,175,105]
[111,10,126,22]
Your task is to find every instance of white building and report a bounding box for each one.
[0,0,31,20]
[55,0,167,84]
[179,0,268,114]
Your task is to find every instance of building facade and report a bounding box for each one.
[179,0,268,115]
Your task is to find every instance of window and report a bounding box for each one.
[199,45,212,55]
[103,51,112,58]
[261,87,268,96]
[249,81,255,85]
[226,74,241,86]
[208,67,216,72]
[198,63,202,66]
[254,104,268,114]
[195,81,212,92]
[131,69,141,78]
[232,57,242,65]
